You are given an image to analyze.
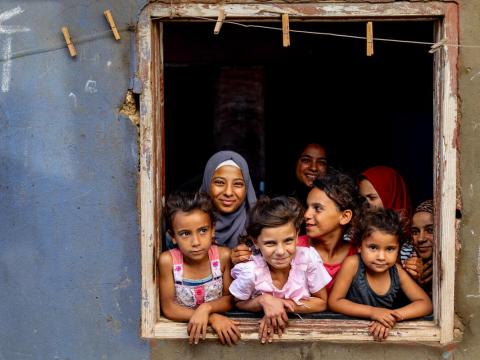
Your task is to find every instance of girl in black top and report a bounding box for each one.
[328,208,432,341]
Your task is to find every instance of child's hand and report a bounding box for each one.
[258,316,274,344]
[209,313,241,346]
[368,321,391,342]
[187,304,211,345]
[403,256,423,280]
[419,259,433,285]
[259,294,290,338]
[231,243,252,265]
[369,307,402,328]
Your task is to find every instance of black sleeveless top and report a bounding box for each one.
[346,254,400,308]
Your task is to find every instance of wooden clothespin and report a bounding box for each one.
[61,27,77,57]
[104,9,121,40]
[429,38,447,53]
[366,21,374,56]
[214,9,225,35]
[282,13,290,47]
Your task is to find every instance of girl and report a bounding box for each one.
[298,169,360,291]
[229,196,331,344]
[200,150,257,249]
[159,192,241,346]
[358,166,413,261]
[328,208,432,341]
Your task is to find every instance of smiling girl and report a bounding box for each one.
[328,208,432,341]
[229,196,331,343]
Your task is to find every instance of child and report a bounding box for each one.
[328,208,432,341]
[299,169,360,292]
[229,196,331,344]
[159,192,240,346]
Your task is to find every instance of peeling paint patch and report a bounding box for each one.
[470,71,480,81]
[84,80,98,93]
[113,277,132,290]
[68,92,77,108]
[106,315,121,334]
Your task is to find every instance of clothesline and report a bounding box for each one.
[2,16,479,63]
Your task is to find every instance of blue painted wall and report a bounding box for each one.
[0,1,149,359]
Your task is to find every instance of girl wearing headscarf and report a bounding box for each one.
[358,166,412,220]
[200,150,257,248]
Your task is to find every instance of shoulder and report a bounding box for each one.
[394,263,409,279]
[342,253,359,271]
[217,245,231,261]
[231,258,256,278]
[159,250,173,267]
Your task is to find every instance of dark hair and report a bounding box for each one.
[353,207,408,247]
[165,192,215,233]
[312,168,362,217]
[246,196,304,240]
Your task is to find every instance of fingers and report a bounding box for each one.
[284,301,295,313]
[260,321,269,344]
[420,274,433,284]
[194,323,203,345]
[202,322,207,341]
[392,310,403,321]
[217,329,226,345]
[188,324,196,345]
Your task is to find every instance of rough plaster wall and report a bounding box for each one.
[0,0,148,359]
[455,0,480,359]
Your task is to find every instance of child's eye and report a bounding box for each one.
[368,244,377,250]
[411,229,419,235]
[314,206,322,212]
[178,231,190,237]
[199,227,208,235]
[233,181,245,188]
[426,226,434,235]
[300,158,310,164]
[386,247,397,252]
[285,238,294,244]
[214,180,225,186]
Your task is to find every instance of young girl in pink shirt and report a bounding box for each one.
[229,196,331,343]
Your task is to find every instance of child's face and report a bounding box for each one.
[360,230,399,273]
[255,222,297,270]
[295,144,327,187]
[411,211,434,260]
[171,209,214,262]
[304,188,350,239]
[359,179,384,209]
[209,165,246,214]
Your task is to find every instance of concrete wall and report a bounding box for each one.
[0,1,149,359]
[0,1,479,359]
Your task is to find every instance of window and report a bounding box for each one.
[138,2,458,343]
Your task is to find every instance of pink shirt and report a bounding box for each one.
[229,247,331,304]
[297,235,358,292]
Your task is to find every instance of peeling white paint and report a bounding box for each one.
[470,71,480,81]
[0,6,31,92]
[1,37,12,92]
[0,6,30,34]
[68,92,77,108]
[84,80,98,93]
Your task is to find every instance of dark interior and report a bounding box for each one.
[163,20,434,207]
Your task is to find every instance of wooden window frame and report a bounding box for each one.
[138,2,459,344]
